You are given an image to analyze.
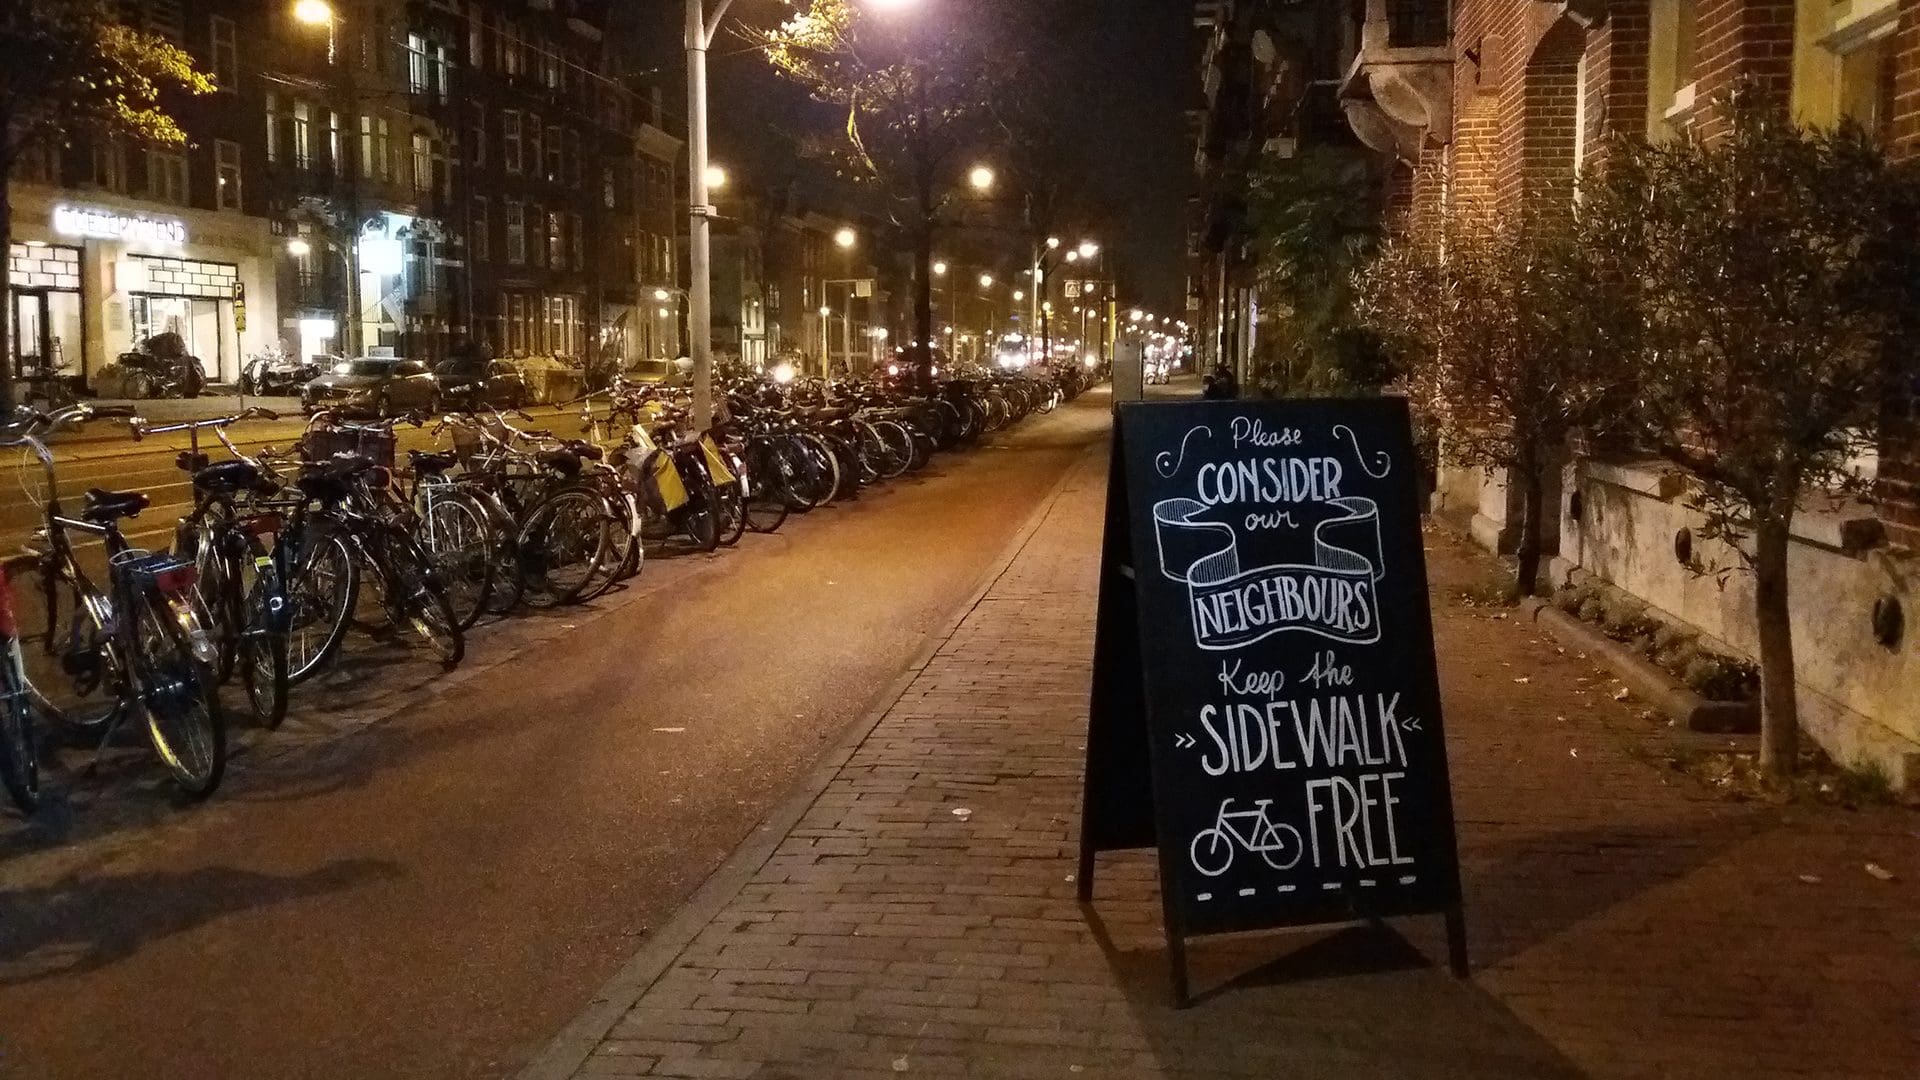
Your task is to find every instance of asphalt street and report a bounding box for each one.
[0,388,1112,1080]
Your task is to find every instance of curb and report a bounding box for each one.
[513,428,1105,1080]
[1518,598,1759,734]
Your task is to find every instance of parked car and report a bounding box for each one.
[301,357,438,416]
[432,358,528,411]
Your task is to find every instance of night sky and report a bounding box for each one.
[621,0,1195,314]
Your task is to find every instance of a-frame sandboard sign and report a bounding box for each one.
[1078,398,1468,1005]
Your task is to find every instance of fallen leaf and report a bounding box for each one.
[1555,715,1567,723]
[1612,687,1631,701]
[1513,677,1531,684]
[952,808,973,820]
[893,1056,910,1072]
[1797,874,1821,884]
[1569,748,1580,759]
[652,727,686,734]
[1866,863,1896,882]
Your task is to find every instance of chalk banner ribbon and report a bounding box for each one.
[1151,496,1386,650]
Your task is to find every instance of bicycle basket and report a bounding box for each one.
[302,426,397,469]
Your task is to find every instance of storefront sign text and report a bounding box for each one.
[53,204,188,247]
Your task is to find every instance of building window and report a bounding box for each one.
[408,32,431,94]
[1648,0,1700,133]
[91,141,128,193]
[529,203,545,266]
[603,166,616,209]
[528,114,543,180]
[469,9,486,69]
[266,94,280,162]
[215,139,242,210]
[547,128,563,184]
[470,104,486,166]
[147,148,189,204]
[565,128,581,187]
[547,210,564,269]
[293,101,313,169]
[472,197,489,262]
[210,16,238,91]
[502,109,521,174]
[412,132,432,193]
[570,212,584,271]
[505,200,525,265]
[361,115,391,181]
[327,109,344,174]
[501,21,522,77]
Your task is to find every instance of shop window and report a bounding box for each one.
[210,16,237,91]
[215,140,242,210]
[91,141,128,194]
[502,110,522,174]
[472,197,490,262]
[505,200,525,265]
[147,148,189,205]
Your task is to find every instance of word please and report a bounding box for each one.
[1194,456,1344,507]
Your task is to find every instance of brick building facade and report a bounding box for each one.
[1347,0,1920,790]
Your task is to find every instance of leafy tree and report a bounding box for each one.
[1577,102,1920,777]
[1357,205,1619,599]
[1243,146,1392,396]
[1,0,213,406]
[752,0,1021,381]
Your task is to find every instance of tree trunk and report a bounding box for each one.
[1752,515,1800,777]
[1513,454,1545,599]
[913,224,934,386]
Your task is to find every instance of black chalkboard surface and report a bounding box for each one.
[1079,398,1466,1003]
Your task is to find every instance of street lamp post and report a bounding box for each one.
[686,0,735,430]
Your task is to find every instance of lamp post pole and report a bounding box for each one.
[686,0,733,429]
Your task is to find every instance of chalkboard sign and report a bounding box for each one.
[1078,398,1466,1004]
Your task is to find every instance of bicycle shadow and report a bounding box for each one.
[0,857,400,985]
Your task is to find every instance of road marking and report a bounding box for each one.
[1237,887,1255,897]
[1321,882,1341,890]
[1398,874,1418,885]
[1275,885,1295,893]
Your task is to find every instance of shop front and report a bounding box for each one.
[6,186,279,391]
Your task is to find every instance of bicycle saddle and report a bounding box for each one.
[560,439,604,462]
[536,448,583,476]
[408,449,459,475]
[81,488,151,522]
[192,459,271,495]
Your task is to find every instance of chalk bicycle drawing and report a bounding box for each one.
[1189,798,1304,877]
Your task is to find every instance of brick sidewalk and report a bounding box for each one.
[526,433,1919,1080]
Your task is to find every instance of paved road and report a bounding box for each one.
[0,389,1111,1080]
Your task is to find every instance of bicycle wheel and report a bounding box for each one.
[579,489,637,601]
[518,487,610,607]
[873,420,914,480]
[379,530,465,669]
[285,529,358,685]
[1,661,42,814]
[238,567,290,729]
[717,482,747,547]
[417,492,494,630]
[744,443,792,534]
[777,437,825,513]
[134,589,226,799]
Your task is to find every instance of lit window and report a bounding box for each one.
[215,139,242,210]
[502,110,521,174]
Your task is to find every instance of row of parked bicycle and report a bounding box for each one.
[0,364,1095,814]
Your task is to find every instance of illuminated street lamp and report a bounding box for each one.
[933,260,948,276]
[979,273,994,288]
[1046,237,1061,250]
[1013,289,1026,302]
[968,164,997,192]
[286,238,312,257]
[293,0,333,25]
[654,288,672,301]
[705,164,729,190]
[834,226,857,249]
[1077,240,1099,259]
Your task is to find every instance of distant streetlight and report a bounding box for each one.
[293,0,333,25]
[1129,309,1145,322]
[1013,290,1026,302]
[654,288,671,301]
[286,238,312,257]
[819,305,832,317]
[933,260,948,276]
[834,226,857,249]
[1046,237,1061,250]
[968,164,996,192]
[979,273,994,288]
[1078,240,1099,259]
[1065,251,1079,264]
[705,164,729,190]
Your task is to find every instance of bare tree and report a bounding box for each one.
[1577,100,1920,777]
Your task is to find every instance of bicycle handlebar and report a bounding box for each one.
[130,405,280,441]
